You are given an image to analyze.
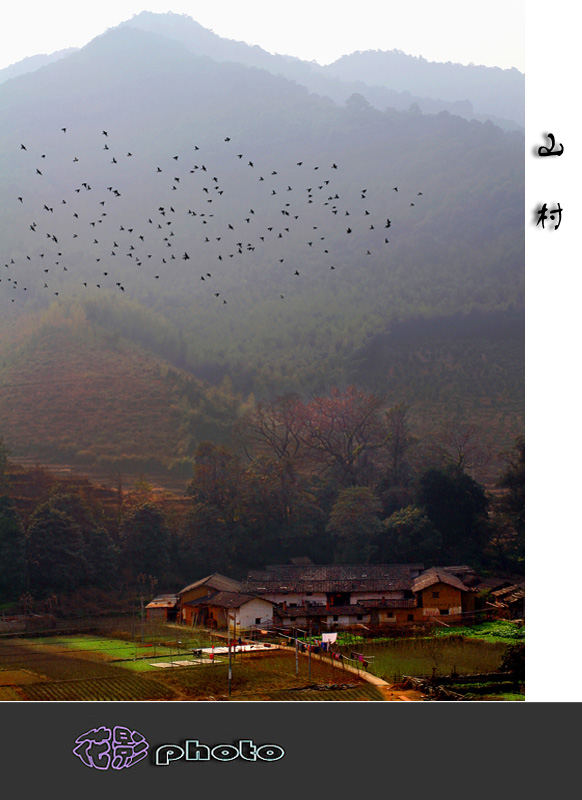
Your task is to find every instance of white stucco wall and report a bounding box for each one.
[325,613,371,626]
[236,599,274,628]
[261,592,327,606]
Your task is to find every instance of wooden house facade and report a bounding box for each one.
[144,594,180,622]
[411,568,475,620]
[177,573,242,625]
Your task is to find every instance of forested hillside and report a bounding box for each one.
[0,14,524,485]
[324,48,524,126]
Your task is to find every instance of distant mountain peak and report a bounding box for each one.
[0,48,79,85]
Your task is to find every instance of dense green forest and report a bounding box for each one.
[0,421,524,607]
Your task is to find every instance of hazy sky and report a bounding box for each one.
[0,0,524,72]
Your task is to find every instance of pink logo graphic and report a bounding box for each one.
[73,726,149,770]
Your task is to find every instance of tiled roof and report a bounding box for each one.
[145,594,179,609]
[183,591,273,609]
[178,573,242,595]
[412,568,470,594]
[208,591,272,609]
[243,563,424,593]
[490,583,525,602]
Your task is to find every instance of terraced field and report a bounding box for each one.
[0,686,22,700]
[0,636,382,701]
[233,684,387,701]
[14,674,178,701]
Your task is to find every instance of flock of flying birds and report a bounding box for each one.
[2,127,423,305]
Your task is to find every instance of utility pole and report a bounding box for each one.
[308,620,312,679]
[228,613,233,696]
[295,627,299,676]
[140,596,144,643]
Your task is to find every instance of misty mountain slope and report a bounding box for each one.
[0,22,523,301]
[0,302,250,473]
[324,49,524,126]
[0,48,79,85]
[122,11,523,128]
[0,21,523,472]
[0,11,522,128]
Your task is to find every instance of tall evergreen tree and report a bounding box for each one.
[0,495,27,601]
[326,486,383,563]
[417,465,490,565]
[488,436,525,571]
[26,503,88,597]
[120,502,170,585]
[379,505,442,563]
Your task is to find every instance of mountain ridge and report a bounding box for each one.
[0,10,523,129]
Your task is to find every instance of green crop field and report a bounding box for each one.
[0,630,522,701]
[0,635,374,701]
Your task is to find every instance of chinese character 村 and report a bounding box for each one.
[536,203,562,230]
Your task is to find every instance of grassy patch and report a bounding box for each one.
[431,620,524,645]
[31,633,212,664]
[338,636,509,681]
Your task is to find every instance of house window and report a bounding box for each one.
[387,612,394,618]
[333,615,338,621]
[407,614,413,621]
[255,617,261,624]
[356,614,363,621]
[432,591,440,598]
[440,609,449,615]
[306,592,313,596]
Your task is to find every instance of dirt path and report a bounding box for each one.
[377,685,426,701]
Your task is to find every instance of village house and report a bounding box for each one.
[411,567,476,621]
[145,593,180,622]
[241,561,427,630]
[488,582,525,619]
[177,573,242,626]
[187,591,274,630]
[174,573,274,630]
[150,561,520,633]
